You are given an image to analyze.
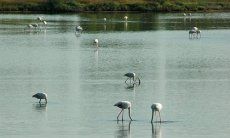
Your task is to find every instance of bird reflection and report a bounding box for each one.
[33,103,47,111]
[151,123,162,138]
[103,24,107,31]
[124,22,128,31]
[115,121,131,138]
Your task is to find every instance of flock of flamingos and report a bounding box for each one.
[31,13,201,123]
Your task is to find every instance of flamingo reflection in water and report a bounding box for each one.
[114,121,131,138]
[152,123,162,138]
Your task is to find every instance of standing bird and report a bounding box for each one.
[124,16,128,22]
[94,39,99,47]
[151,103,163,123]
[124,72,140,85]
[114,101,132,121]
[32,93,47,103]
[103,18,107,22]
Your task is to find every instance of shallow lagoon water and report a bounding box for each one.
[0,12,230,138]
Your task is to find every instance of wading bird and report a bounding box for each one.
[124,16,128,22]
[32,93,47,103]
[76,25,83,33]
[103,18,107,22]
[37,16,43,22]
[114,101,132,121]
[25,23,40,31]
[124,72,140,85]
[151,103,163,123]
[94,39,99,47]
[189,27,201,39]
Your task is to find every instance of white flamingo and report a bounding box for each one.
[114,101,133,121]
[103,18,107,22]
[94,39,99,47]
[32,93,47,103]
[76,25,83,33]
[25,23,39,31]
[151,103,163,123]
[124,16,128,22]
[189,27,201,38]
[37,16,43,22]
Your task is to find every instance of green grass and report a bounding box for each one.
[1,0,230,12]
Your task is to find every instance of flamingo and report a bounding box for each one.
[151,103,163,123]
[37,16,43,22]
[103,18,107,22]
[114,101,133,121]
[25,23,39,31]
[76,25,83,33]
[94,39,99,46]
[124,72,140,85]
[32,93,47,103]
[183,13,186,16]
[124,16,128,22]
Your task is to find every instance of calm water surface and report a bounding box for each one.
[0,12,230,138]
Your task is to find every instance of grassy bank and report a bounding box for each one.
[1,0,230,13]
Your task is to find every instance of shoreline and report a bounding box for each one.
[1,1,230,14]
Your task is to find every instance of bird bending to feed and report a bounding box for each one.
[114,101,132,121]
[37,16,43,21]
[94,39,99,46]
[32,93,47,103]
[189,27,201,39]
[76,25,83,33]
[151,103,163,123]
[124,72,140,85]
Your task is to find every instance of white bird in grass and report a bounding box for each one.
[124,72,140,85]
[151,103,163,123]
[32,93,47,103]
[114,101,133,121]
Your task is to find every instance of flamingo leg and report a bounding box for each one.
[128,108,133,121]
[122,110,124,121]
[39,99,41,103]
[151,110,154,123]
[125,78,129,83]
[117,109,123,121]
[158,111,162,123]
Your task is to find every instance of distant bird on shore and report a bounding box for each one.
[124,72,140,85]
[114,101,133,121]
[32,93,47,103]
[151,103,163,123]
[94,39,99,47]
[183,13,186,16]
[37,16,43,22]
[103,18,107,22]
[124,16,128,21]
[25,23,39,31]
